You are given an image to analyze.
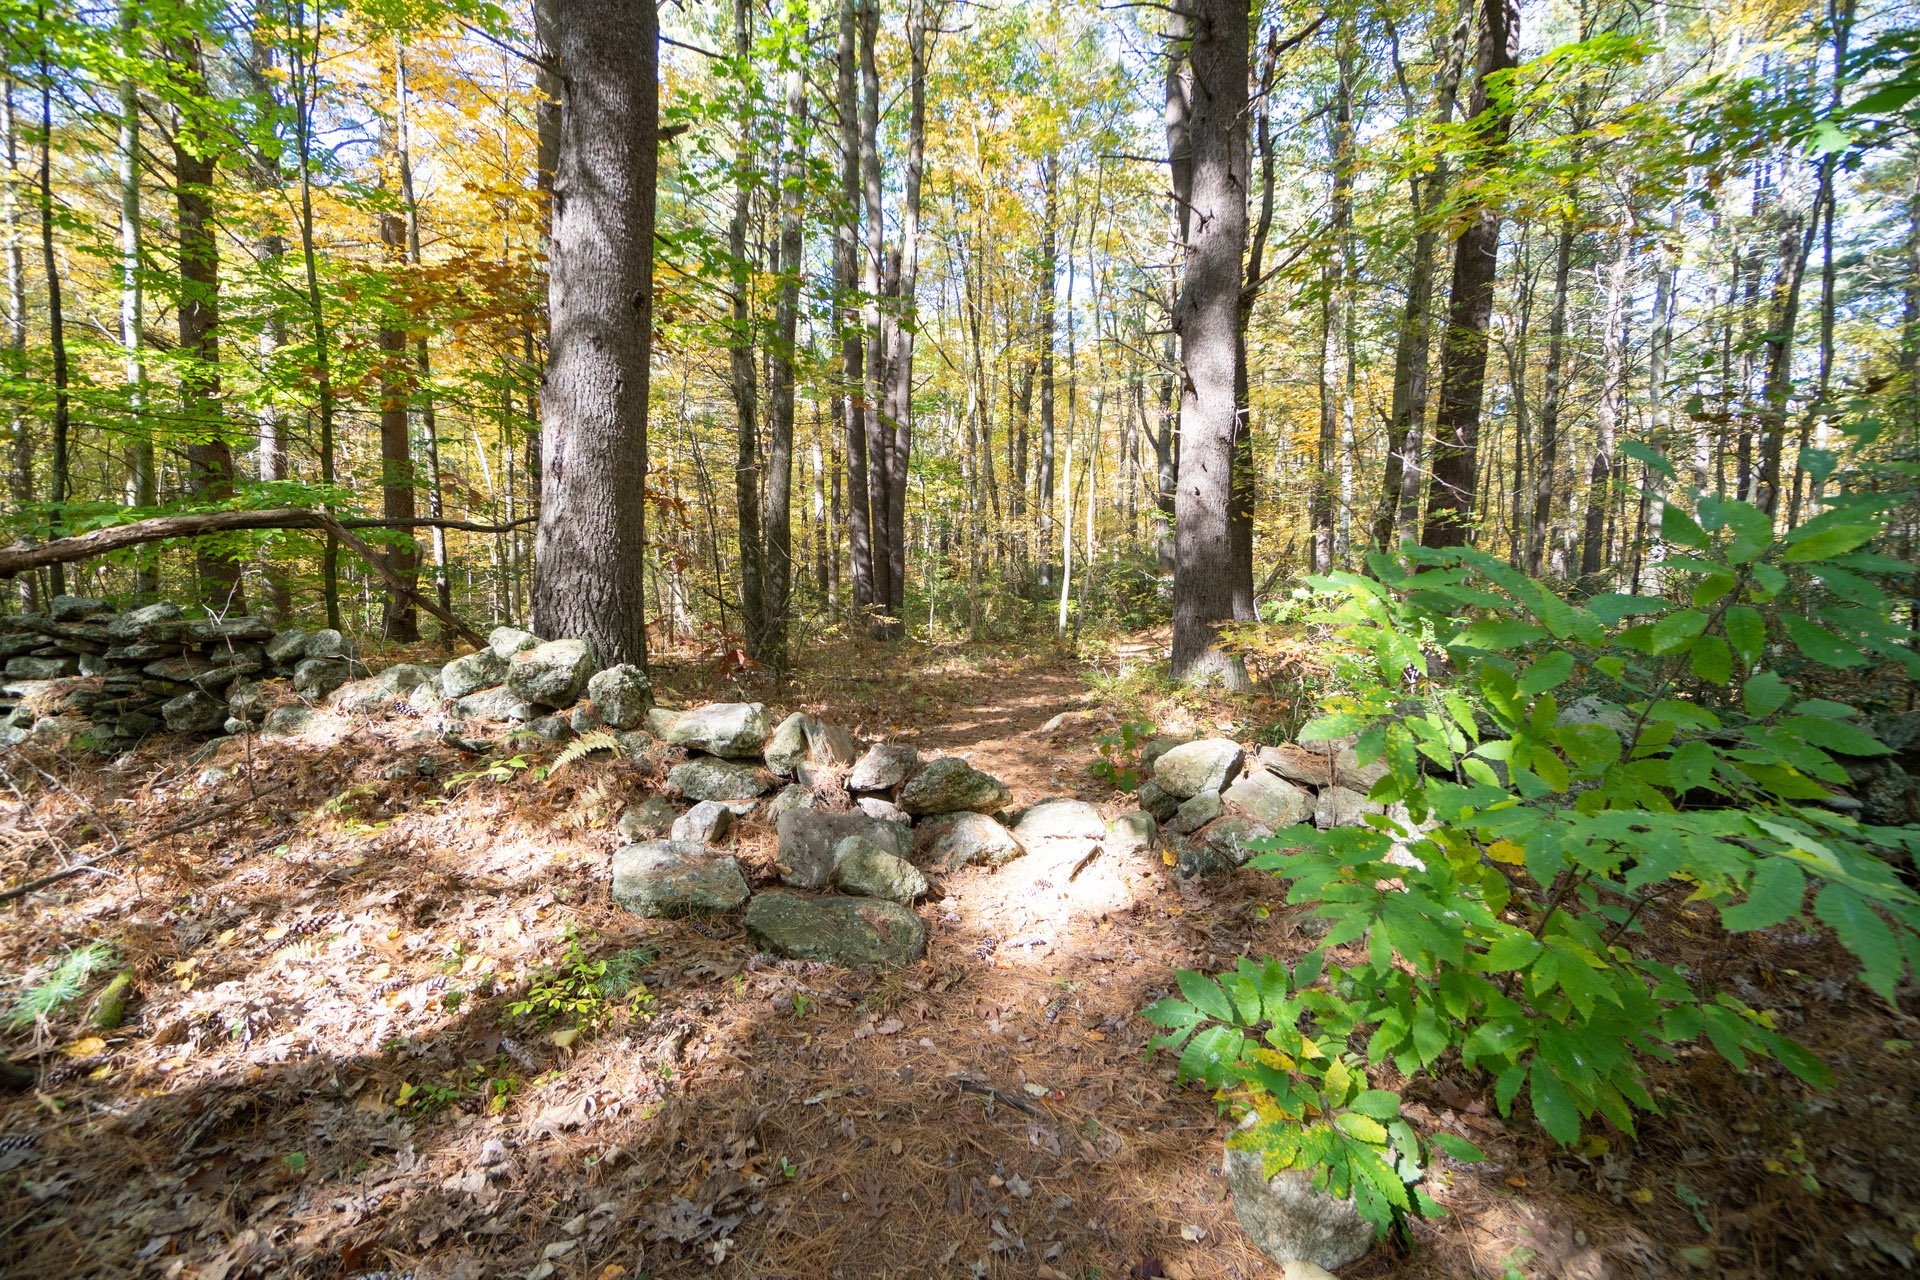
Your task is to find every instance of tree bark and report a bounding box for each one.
[36,68,69,599]
[1528,223,1573,575]
[531,0,657,668]
[728,0,765,655]
[1580,225,1632,581]
[120,0,158,603]
[1168,0,1249,691]
[1,77,28,609]
[762,57,805,670]
[377,45,418,641]
[1421,0,1518,549]
[836,0,872,613]
[858,0,892,618]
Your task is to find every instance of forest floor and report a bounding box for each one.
[1,632,1917,1279]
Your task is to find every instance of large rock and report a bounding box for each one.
[333,663,438,714]
[1106,810,1157,859]
[763,712,811,777]
[611,841,749,917]
[5,656,75,680]
[618,795,679,841]
[899,757,1011,815]
[776,808,911,888]
[1135,779,1181,822]
[744,892,927,968]
[49,595,110,622]
[913,811,1024,870]
[507,639,597,709]
[671,800,735,845]
[1314,785,1383,830]
[1224,770,1315,828]
[1166,790,1225,835]
[666,702,772,758]
[161,690,226,735]
[440,647,508,700]
[1175,816,1274,878]
[305,628,348,659]
[488,626,540,660]
[769,783,816,819]
[587,664,653,729]
[454,687,536,723]
[856,796,910,823]
[804,718,859,768]
[261,705,315,738]
[1153,738,1245,798]
[668,756,774,802]
[292,657,359,698]
[847,743,918,792]
[832,835,929,904]
[1012,798,1108,847]
[1224,1131,1373,1272]
[225,681,274,722]
[264,627,310,666]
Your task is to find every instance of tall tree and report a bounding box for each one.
[728,0,765,655]
[836,0,872,612]
[377,40,418,641]
[531,0,658,667]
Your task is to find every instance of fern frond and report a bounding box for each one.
[5,943,115,1030]
[547,729,621,781]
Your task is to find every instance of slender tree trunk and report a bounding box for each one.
[728,0,765,653]
[1,78,30,609]
[119,2,158,602]
[1169,0,1249,690]
[882,0,929,625]
[1580,226,1632,581]
[858,0,892,618]
[531,0,656,667]
[761,60,805,669]
[1038,154,1058,591]
[292,9,339,627]
[1528,223,1573,575]
[376,46,418,640]
[1422,0,1518,549]
[392,46,449,635]
[836,0,872,613]
[36,69,68,599]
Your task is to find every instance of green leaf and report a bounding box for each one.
[1780,715,1892,757]
[1335,1111,1391,1145]
[1688,635,1732,685]
[1724,606,1765,665]
[1661,505,1710,550]
[1651,609,1709,655]
[1348,1089,1402,1120]
[1782,616,1865,669]
[1720,859,1806,932]
[1814,885,1904,1005]
[1480,934,1544,972]
[1518,651,1575,696]
[1668,741,1714,793]
[1455,619,1547,651]
[1429,1132,1486,1163]
[1742,671,1790,717]
[1174,971,1235,1024]
[1528,1061,1582,1146]
[1782,524,1877,563]
[1622,440,1675,479]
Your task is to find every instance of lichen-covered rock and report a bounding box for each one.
[1224,1125,1373,1272]
[292,657,359,698]
[611,840,749,917]
[333,663,438,714]
[1152,738,1245,798]
[264,627,310,666]
[1105,810,1157,859]
[744,892,927,968]
[899,757,1011,815]
[1166,790,1225,835]
[856,796,910,824]
[804,718,859,768]
[488,626,540,660]
[671,799,735,845]
[570,703,606,733]
[769,783,816,818]
[1224,770,1315,829]
[586,664,652,729]
[667,756,774,802]
[1175,816,1274,877]
[1313,785,1383,830]
[913,811,1024,871]
[107,602,180,638]
[406,678,445,714]
[764,712,811,777]
[617,795,678,841]
[1012,798,1108,847]
[666,702,772,758]
[847,742,918,792]
[454,687,535,723]
[5,656,76,680]
[523,713,572,741]
[262,705,315,738]
[776,808,912,889]
[646,706,682,737]
[305,628,347,659]
[225,681,274,722]
[49,595,110,623]
[440,647,508,700]
[507,638,597,709]
[832,835,929,904]
[1135,778,1181,822]
[161,694,226,736]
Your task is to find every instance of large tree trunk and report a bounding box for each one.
[291,8,339,627]
[837,0,872,612]
[1421,0,1518,549]
[762,58,805,671]
[36,72,69,600]
[120,0,158,603]
[172,38,242,612]
[857,0,892,618]
[377,47,418,641]
[1168,0,1249,691]
[530,0,657,668]
[1038,154,1058,590]
[728,0,765,655]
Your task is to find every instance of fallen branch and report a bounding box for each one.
[0,780,292,905]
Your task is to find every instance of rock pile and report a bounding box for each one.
[0,596,370,750]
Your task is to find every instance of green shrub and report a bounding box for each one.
[1146,480,1920,1240]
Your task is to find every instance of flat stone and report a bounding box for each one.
[1224,1125,1373,1271]
[1166,790,1225,835]
[776,807,912,889]
[586,664,652,729]
[292,657,358,698]
[1224,770,1315,828]
[671,800,735,845]
[440,647,509,700]
[507,638,597,709]
[611,840,749,917]
[667,756,774,802]
[1012,798,1108,847]
[913,811,1024,870]
[666,702,772,758]
[769,783,816,818]
[617,795,678,840]
[832,835,929,904]
[161,691,227,735]
[333,663,438,714]
[899,757,1011,815]
[1153,738,1245,797]
[847,742,918,792]
[645,707,682,737]
[264,627,311,665]
[5,656,76,680]
[744,892,927,968]
[49,595,110,622]
[856,796,910,823]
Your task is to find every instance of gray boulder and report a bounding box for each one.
[488,626,540,660]
[49,595,110,622]
[264,627,311,666]
[1224,770,1315,828]
[1106,810,1157,859]
[406,678,445,714]
[899,757,1011,815]
[646,706,682,736]
[570,703,606,733]
[454,687,536,723]
[671,800,735,845]
[106,602,181,639]
[847,742,918,792]
[618,795,678,841]
[804,718,860,768]
[856,796,911,824]
[764,712,811,777]
[776,808,911,889]
[1135,778,1181,822]
[611,841,749,917]
[333,663,438,714]
[523,714,572,741]
[666,702,772,758]
[161,690,227,735]
[305,628,347,659]
[507,638,597,709]
[441,647,509,700]
[1224,1130,1373,1272]
[769,783,816,818]
[225,681,274,722]
[1166,790,1225,835]
[1314,785,1383,830]
[586,664,653,729]
[1012,798,1108,847]
[832,835,929,904]
[913,811,1024,870]
[1175,816,1273,877]
[668,756,774,802]
[5,656,75,680]
[262,705,315,738]
[292,657,359,698]
[1153,738,1245,797]
[744,892,927,968]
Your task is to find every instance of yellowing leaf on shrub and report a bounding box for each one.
[1487,840,1526,865]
